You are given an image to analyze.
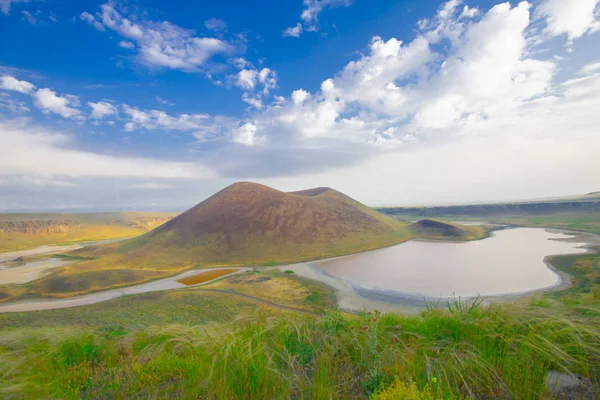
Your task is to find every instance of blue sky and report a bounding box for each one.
[1,0,599,211]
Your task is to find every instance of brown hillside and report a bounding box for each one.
[80,182,409,268]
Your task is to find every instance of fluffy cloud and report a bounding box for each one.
[241,92,263,109]
[0,75,36,94]
[233,122,257,146]
[122,105,213,132]
[156,96,174,106]
[33,88,81,118]
[0,92,30,113]
[82,3,234,71]
[236,69,259,90]
[88,101,117,119]
[291,89,310,105]
[0,0,28,15]
[536,0,600,40]
[3,0,600,209]
[21,9,36,24]
[118,40,134,49]
[580,61,600,75]
[79,11,105,31]
[234,67,278,109]
[301,0,351,27]
[132,182,173,189]
[254,1,557,147]
[284,0,352,37]
[283,23,303,38]
[204,18,226,32]
[0,119,215,180]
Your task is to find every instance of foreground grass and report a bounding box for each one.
[1,300,599,399]
[0,241,598,398]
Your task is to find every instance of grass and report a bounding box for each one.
[176,268,240,285]
[0,290,271,331]
[1,300,599,399]
[203,270,336,313]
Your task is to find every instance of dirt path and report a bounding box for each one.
[197,288,319,316]
[0,268,246,313]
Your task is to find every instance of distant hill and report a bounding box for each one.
[410,219,464,238]
[80,182,410,269]
[0,212,178,252]
[377,193,600,219]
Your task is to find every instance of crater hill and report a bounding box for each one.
[78,182,410,269]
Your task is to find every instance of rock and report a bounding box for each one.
[546,371,597,399]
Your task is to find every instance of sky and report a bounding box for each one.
[0,0,599,211]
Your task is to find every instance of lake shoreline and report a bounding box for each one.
[288,228,600,312]
[1,228,597,315]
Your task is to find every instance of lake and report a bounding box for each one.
[317,228,589,299]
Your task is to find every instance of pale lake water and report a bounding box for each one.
[317,228,590,298]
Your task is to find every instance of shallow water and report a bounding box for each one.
[0,258,76,284]
[0,237,133,284]
[318,228,589,298]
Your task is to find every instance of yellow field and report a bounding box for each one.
[0,212,178,252]
[177,269,240,285]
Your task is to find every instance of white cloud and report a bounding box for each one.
[132,182,173,189]
[88,101,117,119]
[156,96,175,106]
[255,1,559,146]
[3,0,600,207]
[284,0,352,37]
[82,3,234,71]
[204,18,226,32]
[236,69,258,90]
[122,105,211,132]
[33,88,81,118]
[0,92,30,113]
[21,9,35,25]
[258,68,277,94]
[233,122,257,146]
[536,0,600,40]
[0,0,28,15]
[0,75,36,94]
[283,23,303,38]
[0,119,216,180]
[291,89,310,105]
[79,11,105,31]
[460,5,479,19]
[118,40,135,49]
[580,61,600,75]
[241,92,263,109]
[235,68,278,105]
[301,0,351,26]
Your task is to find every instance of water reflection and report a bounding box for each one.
[318,228,588,298]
